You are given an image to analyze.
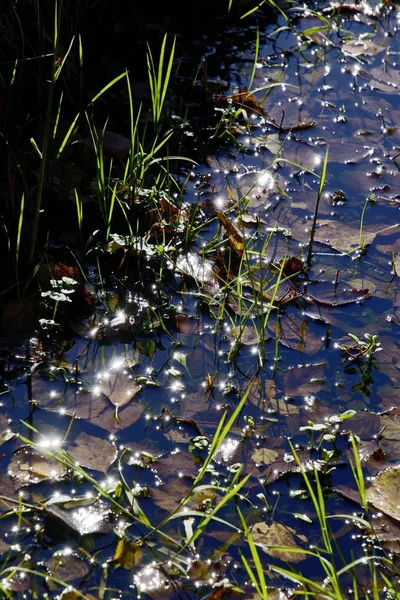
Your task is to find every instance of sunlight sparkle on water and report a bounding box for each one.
[134,565,165,593]
[257,170,274,189]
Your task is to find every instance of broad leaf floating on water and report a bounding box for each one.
[175,314,202,334]
[44,499,114,537]
[37,383,145,432]
[67,432,117,474]
[306,280,369,307]
[314,220,400,254]
[230,325,270,346]
[282,362,325,399]
[8,447,68,488]
[251,448,279,465]
[45,551,89,583]
[97,366,141,408]
[231,87,266,116]
[366,465,400,521]
[267,306,324,355]
[0,472,19,513]
[341,38,384,58]
[60,592,100,600]
[250,521,307,563]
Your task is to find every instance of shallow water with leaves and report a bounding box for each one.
[1,1,400,598]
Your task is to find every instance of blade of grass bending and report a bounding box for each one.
[248,27,260,92]
[15,193,24,297]
[180,473,252,553]
[306,147,329,269]
[238,506,268,599]
[193,387,251,488]
[74,189,84,250]
[142,389,251,543]
[90,72,127,104]
[348,434,368,512]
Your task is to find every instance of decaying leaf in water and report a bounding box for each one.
[231,87,266,116]
[45,551,89,583]
[341,39,383,58]
[251,448,278,465]
[282,363,325,399]
[366,466,400,521]
[306,280,369,307]
[215,210,244,255]
[8,447,67,488]
[40,387,144,432]
[250,521,307,562]
[97,368,141,408]
[231,325,269,345]
[68,432,117,473]
[267,307,324,355]
[314,220,400,254]
[44,500,113,537]
[60,592,99,600]
[112,537,144,569]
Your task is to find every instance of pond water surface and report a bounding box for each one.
[1,1,400,598]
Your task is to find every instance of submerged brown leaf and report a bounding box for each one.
[8,447,67,488]
[68,432,117,473]
[366,466,400,521]
[282,363,325,399]
[251,521,307,562]
[215,209,244,256]
[45,552,89,583]
[314,220,400,254]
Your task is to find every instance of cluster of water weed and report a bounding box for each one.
[1,0,400,597]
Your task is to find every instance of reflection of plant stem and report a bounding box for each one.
[359,197,368,252]
[52,300,59,321]
[306,148,328,269]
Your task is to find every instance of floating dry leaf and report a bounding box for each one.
[112,537,144,569]
[215,209,244,256]
[366,466,400,521]
[61,592,99,600]
[251,448,279,465]
[68,432,117,473]
[45,551,89,583]
[306,279,369,307]
[282,363,325,399]
[98,369,141,408]
[314,220,400,254]
[45,500,113,536]
[41,387,144,432]
[268,308,324,355]
[0,539,10,555]
[8,447,67,488]
[250,521,307,562]
[342,39,383,57]
[231,325,269,345]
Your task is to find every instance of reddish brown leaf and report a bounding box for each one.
[215,209,244,256]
